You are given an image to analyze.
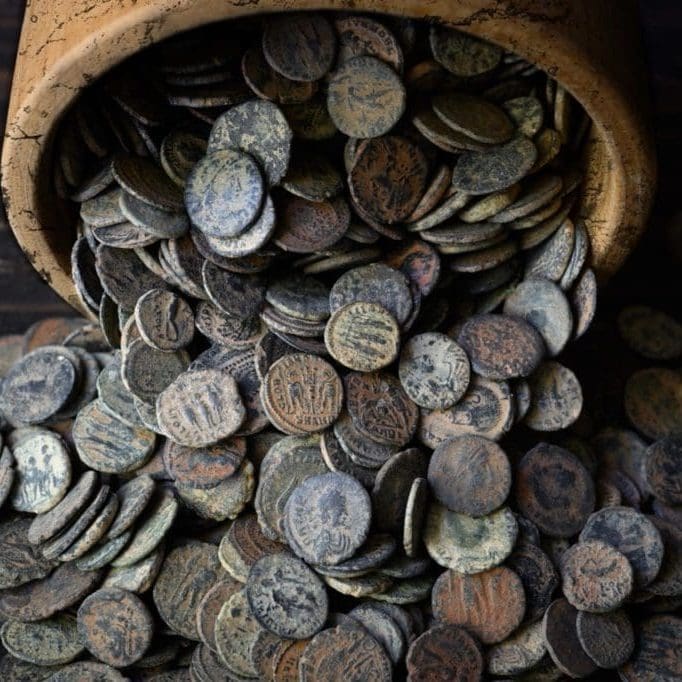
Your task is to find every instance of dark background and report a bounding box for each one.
[0,1,679,333]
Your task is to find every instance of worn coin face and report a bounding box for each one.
[617,305,682,360]
[0,518,56,589]
[247,552,328,639]
[134,288,194,351]
[431,566,526,644]
[335,15,404,71]
[348,602,406,665]
[261,353,342,434]
[524,360,583,431]
[202,261,266,318]
[624,368,682,440]
[646,437,682,505]
[429,26,502,77]
[433,92,514,144]
[196,578,242,651]
[487,620,546,677]
[576,609,634,669]
[327,56,406,138]
[428,435,511,517]
[619,615,682,681]
[107,474,155,539]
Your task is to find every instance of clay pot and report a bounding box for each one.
[1,0,656,315]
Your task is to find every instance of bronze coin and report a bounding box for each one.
[348,136,428,224]
[648,515,682,597]
[327,56,406,138]
[579,506,664,589]
[262,13,336,82]
[0,518,56,590]
[313,534,396,578]
[348,602,406,665]
[617,305,682,360]
[576,609,634,669]
[486,620,546,677]
[458,313,545,380]
[618,615,682,680]
[134,289,194,352]
[298,624,392,681]
[431,566,526,644]
[406,624,484,682]
[542,598,598,678]
[266,273,330,323]
[385,239,442,296]
[196,301,265,350]
[196,578,242,652]
[433,92,514,144]
[112,155,183,211]
[571,266,598,339]
[524,360,583,431]
[320,429,376,489]
[344,371,418,447]
[202,263,266,321]
[164,440,244,489]
[77,587,153,667]
[625,368,682,441]
[428,435,511,517]
[515,443,595,538]
[46,661,125,681]
[645,436,682,505]
[261,353,343,435]
[106,474,155,540]
[429,26,502,77]
[335,15,404,72]
[272,638,309,681]
[559,539,634,612]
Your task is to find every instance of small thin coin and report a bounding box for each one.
[335,15,404,72]
[524,361,583,431]
[107,474,155,539]
[0,518,56,589]
[348,602,406,665]
[576,609,634,669]
[134,289,194,351]
[201,262,266,319]
[196,578,242,651]
[433,92,514,144]
[404,477,428,557]
[571,266,598,339]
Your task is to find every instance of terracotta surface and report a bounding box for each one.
[0,0,656,315]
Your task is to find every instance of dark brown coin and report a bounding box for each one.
[576,609,634,669]
[617,305,682,360]
[113,155,183,211]
[429,26,502,77]
[619,615,682,681]
[385,239,442,296]
[428,435,511,517]
[348,136,428,224]
[107,474,155,539]
[299,624,392,681]
[559,539,634,612]
[0,561,103,622]
[152,542,223,640]
[327,55,406,138]
[247,552,328,639]
[406,624,484,682]
[202,261,266,320]
[335,15,404,71]
[458,314,545,380]
[515,443,595,538]
[431,566,525,644]
[262,13,336,82]
[579,506,664,588]
[433,92,514,144]
[196,578,242,651]
[77,587,153,667]
[196,302,264,350]
[524,360,583,432]
[542,598,598,678]
[320,430,376,489]
[506,541,559,622]
[134,289,194,351]
[0,518,56,590]
[348,602,406,665]
[163,440,243,489]
[645,436,682,505]
[344,371,418,447]
[625,368,682,440]
[261,353,343,435]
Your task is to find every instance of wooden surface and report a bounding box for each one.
[0,1,678,334]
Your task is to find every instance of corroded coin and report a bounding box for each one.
[624,368,682,440]
[327,56,406,138]
[618,305,682,360]
[261,354,342,434]
[559,539,634,612]
[153,542,223,640]
[284,472,371,565]
[0,518,56,589]
[571,266,598,339]
[423,502,517,574]
[196,301,264,349]
[299,624,392,681]
[429,26,502,77]
[524,360,583,431]
[579,506,664,588]
[202,261,266,318]
[77,587,153,667]
[107,474,155,539]
[325,303,400,372]
[348,602,406,665]
[433,92,514,144]
[514,443,595,538]
[404,477,428,558]
[385,239,442,296]
[428,435,511,517]
[314,534,396,578]
[112,155,184,211]
[645,436,682,505]
[486,620,546,677]
[399,332,470,410]
[458,313,545,380]
[618,614,682,680]
[156,368,245,446]
[48,661,126,681]
[164,440,243,489]
[576,609,634,669]
[335,15,404,71]
[431,566,526,644]
[247,552,328,639]
[185,149,264,238]
[196,578,242,651]
[103,543,165,593]
[406,624,484,682]
[266,273,330,322]
[134,288,194,351]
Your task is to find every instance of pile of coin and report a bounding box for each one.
[0,9,676,681]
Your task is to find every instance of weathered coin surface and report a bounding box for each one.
[524,360,583,431]
[196,577,242,651]
[645,436,682,505]
[618,305,682,360]
[134,288,194,351]
[348,602,406,665]
[486,620,546,677]
[624,367,682,440]
[107,474,155,539]
[433,92,514,144]
[247,552,328,639]
[430,26,502,77]
[576,609,634,669]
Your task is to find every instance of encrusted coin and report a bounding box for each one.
[571,266,598,339]
[429,26,502,77]
[164,440,243,489]
[107,474,155,539]
[618,615,682,681]
[48,661,125,681]
[77,587,153,667]
[112,155,184,211]
[196,578,242,651]
[524,361,583,431]
[314,534,396,578]
[433,92,514,144]
[348,602,406,665]
[646,436,682,505]
[486,620,546,676]
[404,477,428,557]
[624,368,682,440]
[103,544,165,593]
[247,552,328,639]
[335,15,404,71]
[576,609,634,669]
[0,518,56,589]
[134,288,194,351]
[202,261,266,318]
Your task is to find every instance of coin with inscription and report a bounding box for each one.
[284,472,371,566]
[576,609,634,669]
[247,552,328,639]
[134,288,194,351]
[335,15,404,71]
[524,361,583,431]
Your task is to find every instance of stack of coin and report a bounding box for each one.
[0,9,675,681]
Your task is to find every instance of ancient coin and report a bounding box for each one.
[202,261,266,318]
[208,100,293,185]
[96,354,145,428]
[196,302,264,350]
[247,552,328,639]
[618,305,682,360]
[502,95,545,137]
[164,440,243,489]
[349,136,428,223]
[524,216,576,281]
[325,303,400,372]
[103,544,165,593]
[119,190,188,239]
[266,273,330,322]
[156,368,245,446]
[576,609,634,669]
[185,149,264,238]
[645,436,682,506]
[153,542,223,640]
[431,566,526,644]
[48,661,126,681]
[579,506,664,588]
[385,239,442,296]
[559,539,634,612]
[0,518,56,589]
[524,360,583,431]
[458,313,545,380]
[299,624,392,682]
[424,502,517,574]
[76,531,132,572]
[428,435,511,517]
[284,472,371,565]
[107,474,155,539]
[134,289,194,351]
[487,620,546,676]
[10,431,71,514]
[514,443,595,538]
[542,598,598,678]
[320,430,376,488]
[262,13,336,82]
[618,615,682,681]
[77,587,153,667]
[406,624,484,682]
[73,399,156,473]
[348,602,406,665]
[433,92,514,144]
[335,15,404,71]
[112,154,183,211]
[429,26,502,76]
[0,346,79,424]
[196,578,242,651]
[327,56,406,138]
[261,354,342,434]
[313,534,396,578]
[624,368,682,440]
[404,477,428,558]
[571,266,598,339]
